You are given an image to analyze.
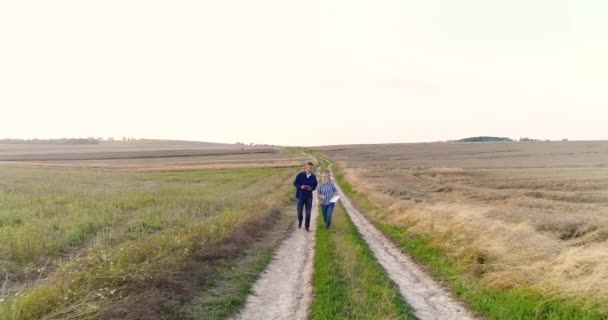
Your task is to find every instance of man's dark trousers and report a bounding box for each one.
[297,197,313,229]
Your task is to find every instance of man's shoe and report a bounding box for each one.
[305,227,310,232]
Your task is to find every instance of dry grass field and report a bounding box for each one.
[4,140,607,319]
[0,141,307,320]
[318,141,608,316]
[0,140,251,157]
[0,141,307,171]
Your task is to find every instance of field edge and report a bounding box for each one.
[319,153,608,320]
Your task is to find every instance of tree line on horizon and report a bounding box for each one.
[0,137,145,145]
[450,136,565,143]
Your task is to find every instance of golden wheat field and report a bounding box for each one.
[318,141,608,306]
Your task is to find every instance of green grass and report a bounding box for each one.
[329,161,608,320]
[0,166,297,319]
[185,248,276,320]
[181,203,294,320]
[311,201,414,320]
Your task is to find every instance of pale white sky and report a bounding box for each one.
[1,0,607,146]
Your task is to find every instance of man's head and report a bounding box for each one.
[305,162,314,174]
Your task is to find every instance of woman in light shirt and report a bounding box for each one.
[318,172,339,229]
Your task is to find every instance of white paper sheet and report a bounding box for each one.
[329,195,341,203]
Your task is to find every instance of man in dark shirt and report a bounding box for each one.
[293,162,318,231]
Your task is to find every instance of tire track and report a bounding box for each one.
[327,165,478,320]
[234,180,318,320]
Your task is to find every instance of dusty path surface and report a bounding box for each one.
[234,193,318,320]
[330,167,478,320]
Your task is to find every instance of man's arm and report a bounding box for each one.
[293,173,302,189]
[294,173,309,190]
[310,175,318,191]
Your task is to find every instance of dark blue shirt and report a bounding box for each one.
[293,171,318,201]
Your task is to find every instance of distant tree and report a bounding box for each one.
[519,137,542,142]
[0,137,103,145]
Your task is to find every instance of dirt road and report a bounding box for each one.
[330,167,478,320]
[234,194,318,320]
[236,161,476,320]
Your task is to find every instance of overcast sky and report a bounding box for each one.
[1,0,607,146]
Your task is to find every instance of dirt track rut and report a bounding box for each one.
[330,167,478,320]
[234,192,318,320]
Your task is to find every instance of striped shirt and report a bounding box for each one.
[318,181,338,205]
